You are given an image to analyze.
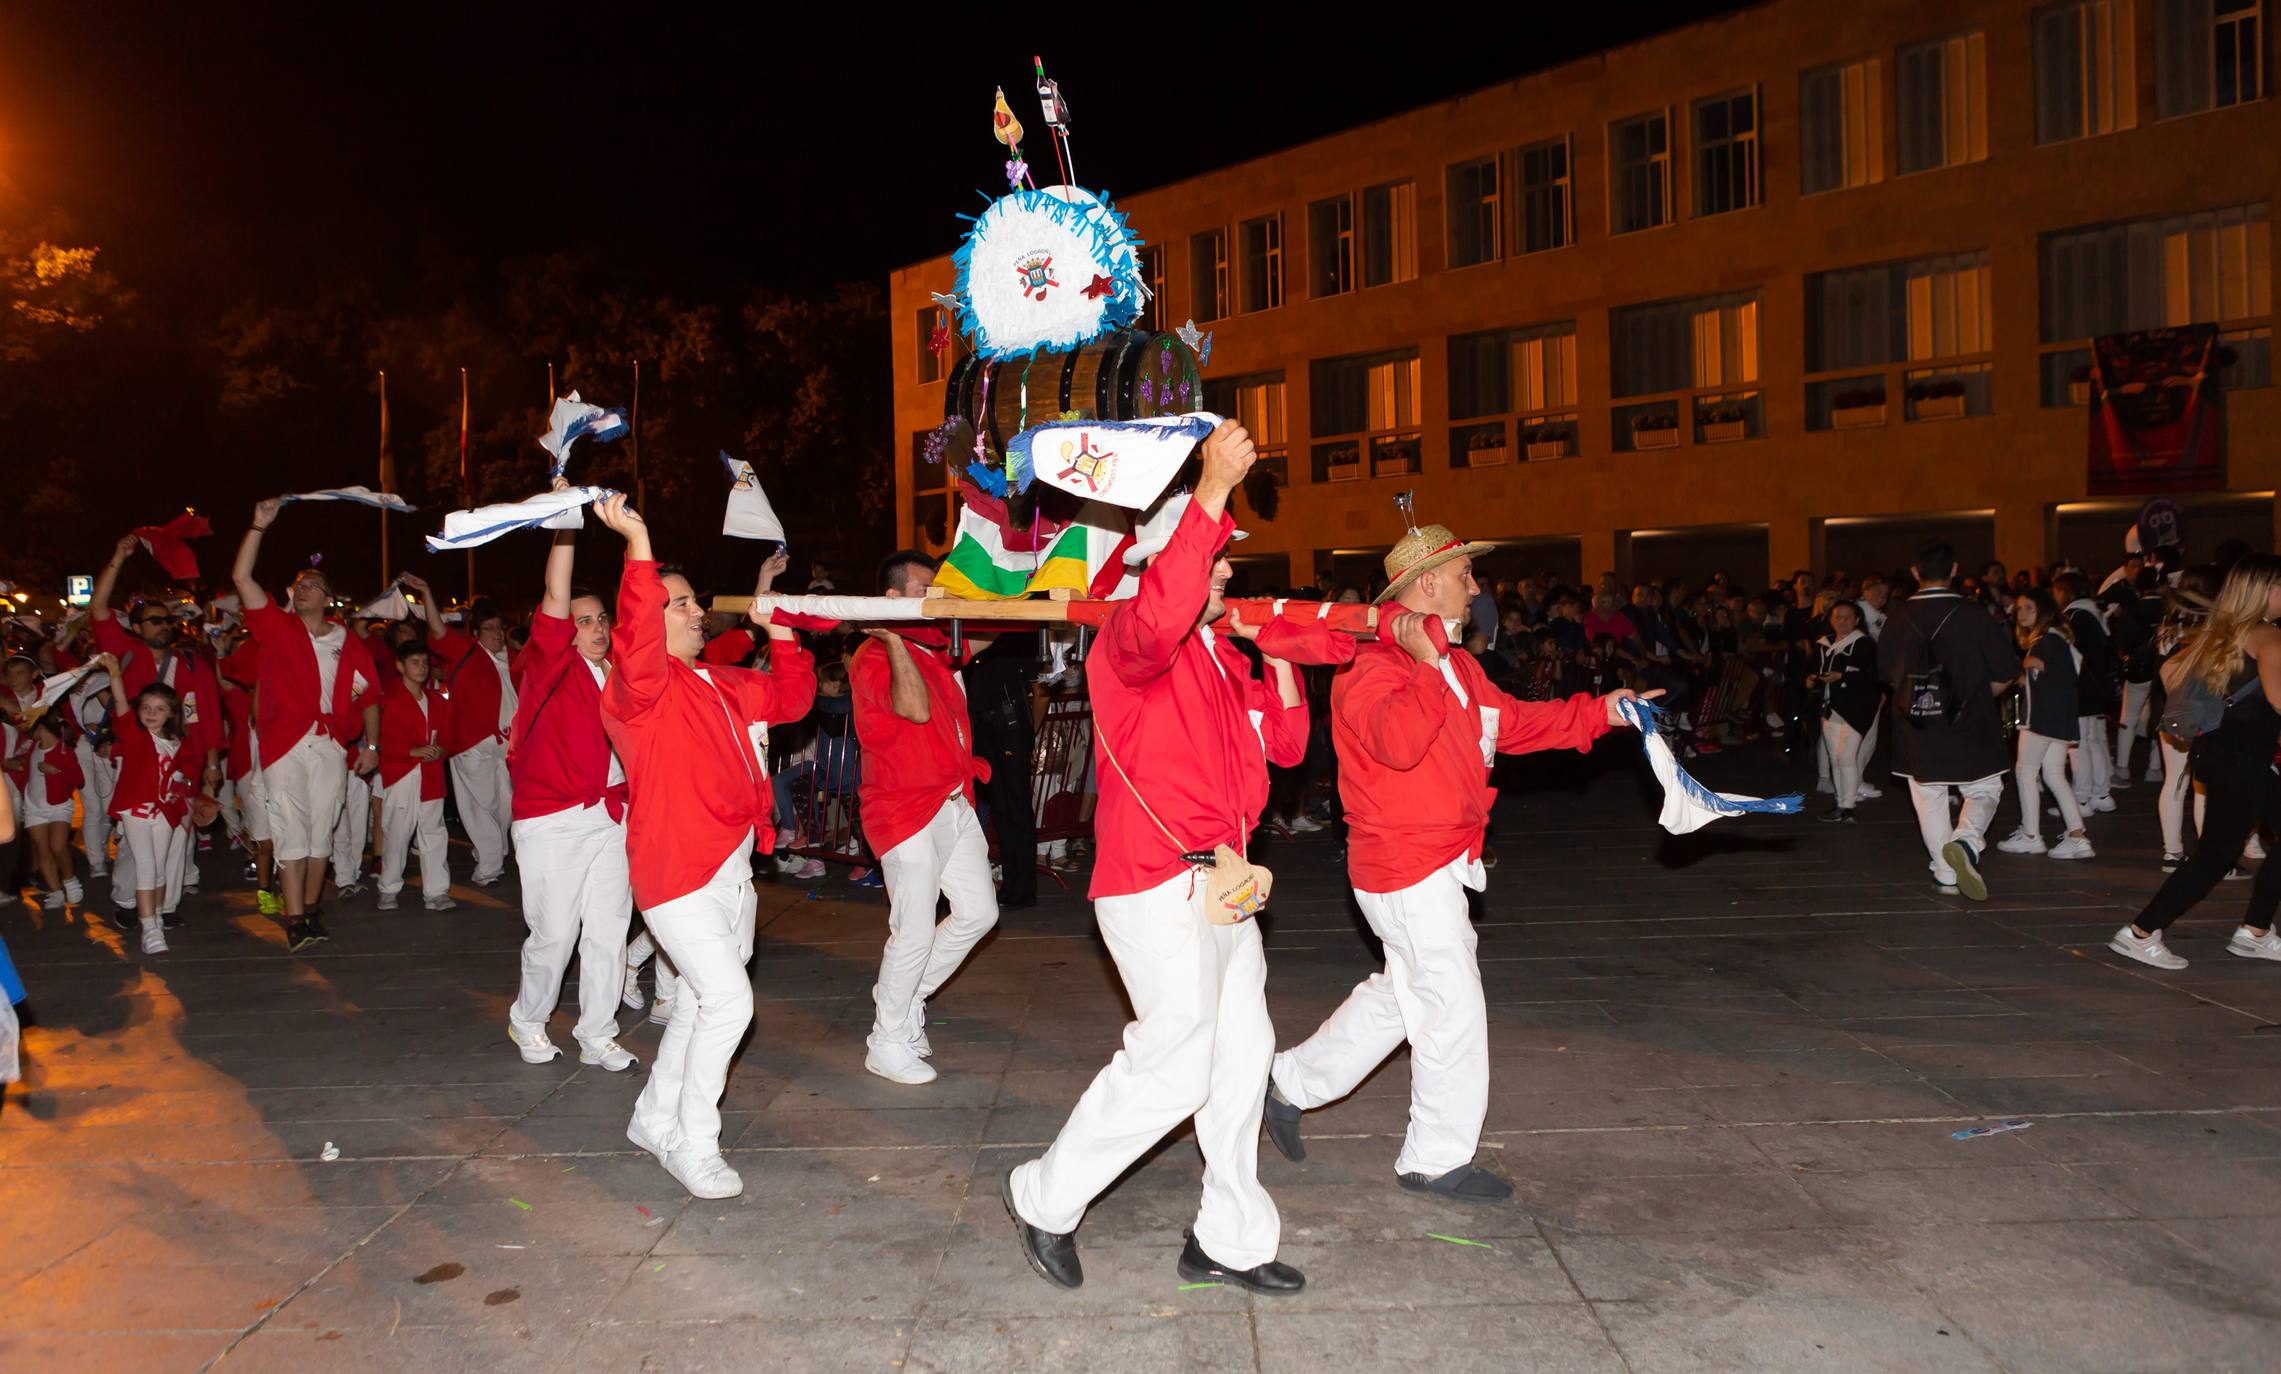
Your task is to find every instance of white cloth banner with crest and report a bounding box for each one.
[1009,412,1220,511]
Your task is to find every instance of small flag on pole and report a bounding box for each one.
[719,452,786,543]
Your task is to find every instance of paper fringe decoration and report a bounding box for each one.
[1618,697,1802,834]
[953,186,1142,359]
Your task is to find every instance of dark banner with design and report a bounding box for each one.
[2087,324,2225,495]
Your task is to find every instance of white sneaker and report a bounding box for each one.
[2049,835,2096,860]
[42,890,65,909]
[909,1001,932,1059]
[580,1039,638,1071]
[337,880,367,899]
[622,966,646,1011]
[2248,837,2268,861]
[424,895,458,911]
[139,917,168,955]
[1856,783,1884,800]
[664,1149,743,1199]
[626,1117,670,1165]
[864,1041,938,1085]
[2225,867,2252,882]
[63,877,83,902]
[2228,926,2281,962]
[648,999,673,1027]
[508,1025,563,1064]
[471,871,503,888]
[2109,924,2188,970]
[88,864,108,879]
[1997,830,2047,855]
[1288,814,1324,834]
[2088,796,2118,814]
[2109,775,2132,791]
[376,890,399,911]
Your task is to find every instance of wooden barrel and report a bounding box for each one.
[955,331,1204,458]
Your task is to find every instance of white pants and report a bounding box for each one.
[1009,869,1279,1269]
[870,795,999,1050]
[1819,716,1869,809]
[118,813,186,912]
[2070,715,2113,804]
[219,769,269,845]
[1904,773,2005,885]
[1274,857,1487,1179]
[626,930,681,1004]
[511,802,634,1048]
[75,737,115,872]
[377,772,450,899]
[263,730,349,863]
[2015,732,2085,841]
[630,847,756,1158]
[2116,680,2157,780]
[332,772,376,886]
[450,740,514,878]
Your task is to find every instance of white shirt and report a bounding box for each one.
[489,646,517,732]
[586,657,625,787]
[310,624,346,707]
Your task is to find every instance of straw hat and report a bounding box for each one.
[1375,524,1496,604]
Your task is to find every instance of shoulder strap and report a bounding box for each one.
[1095,721,1243,862]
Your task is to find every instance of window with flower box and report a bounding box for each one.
[2038,202,2272,403]
[1611,291,1761,450]
[1191,228,1229,323]
[1805,251,1993,427]
[1449,322,1579,466]
[1311,349,1420,482]
[1204,372,1290,485]
[2157,0,2268,116]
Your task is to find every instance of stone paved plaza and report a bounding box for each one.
[4,741,2281,1372]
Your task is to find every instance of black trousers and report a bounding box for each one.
[971,702,1036,906]
[2137,736,2281,933]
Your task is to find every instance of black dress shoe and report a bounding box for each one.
[1177,1229,1304,1294]
[109,906,136,933]
[1000,1171,1082,1289]
[1262,1082,1306,1162]
[1397,1161,1515,1203]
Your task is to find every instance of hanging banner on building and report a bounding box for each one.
[2087,324,2224,496]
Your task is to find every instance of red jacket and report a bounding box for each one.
[245,604,380,769]
[1336,619,1608,893]
[92,613,226,763]
[1088,499,1308,899]
[700,627,755,667]
[507,611,623,823]
[377,677,449,799]
[851,630,990,856]
[111,725,197,824]
[430,627,516,758]
[602,560,818,909]
[26,739,84,807]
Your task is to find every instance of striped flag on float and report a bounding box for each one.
[934,478,1135,601]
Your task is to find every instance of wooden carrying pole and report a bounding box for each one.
[710,592,1386,635]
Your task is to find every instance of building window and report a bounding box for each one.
[1310,350,1421,481]
[1609,112,1670,234]
[1447,156,1501,268]
[1308,195,1354,298]
[1361,180,1418,287]
[1238,214,1282,314]
[1897,31,1989,173]
[1801,57,1886,194]
[1204,372,1290,484]
[1518,137,1572,253]
[1611,291,1762,448]
[2036,1,2139,143]
[916,306,951,384]
[2158,0,2269,116]
[1190,228,1228,323]
[909,431,954,548]
[2039,202,2274,400]
[1136,245,1166,333]
[1806,253,1993,426]
[1449,322,1579,464]
[1692,89,1761,216]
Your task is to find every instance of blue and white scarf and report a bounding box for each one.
[1617,697,1802,834]
[427,486,615,552]
[279,486,415,513]
[540,392,630,478]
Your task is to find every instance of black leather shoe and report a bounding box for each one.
[108,906,136,933]
[1000,1171,1081,1289]
[1177,1229,1304,1294]
[1262,1082,1306,1162]
[1397,1161,1515,1203]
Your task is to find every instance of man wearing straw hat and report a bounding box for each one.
[1003,420,1317,1295]
[1261,516,1653,1202]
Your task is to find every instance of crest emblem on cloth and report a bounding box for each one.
[1014,252,1058,302]
[1056,432,1116,492]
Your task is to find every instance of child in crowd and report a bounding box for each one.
[375,640,455,911]
[22,713,85,908]
[104,659,199,954]
[1999,589,2094,859]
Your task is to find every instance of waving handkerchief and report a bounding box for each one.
[427,486,615,552]
[1618,696,1803,834]
[539,392,629,478]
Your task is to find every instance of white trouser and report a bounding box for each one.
[2015,732,2085,841]
[1009,869,1280,1269]
[2070,715,2113,804]
[870,794,999,1050]
[626,929,681,1002]
[75,737,115,872]
[332,772,375,885]
[1815,732,1833,787]
[1274,856,1487,1179]
[630,846,756,1158]
[449,739,514,878]
[511,802,634,1048]
[1904,773,2005,885]
[1820,717,1867,809]
[376,772,450,899]
[263,730,348,863]
[118,813,186,913]
[219,769,270,845]
[2116,680,2156,780]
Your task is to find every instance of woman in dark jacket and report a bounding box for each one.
[1998,589,2093,859]
[1811,601,1879,822]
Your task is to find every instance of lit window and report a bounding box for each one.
[1692,89,1761,216]
[1609,113,1670,233]
[1204,373,1290,484]
[2035,1,2139,144]
[2157,0,2269,116]
[1447,156,1501,268]
[1801,58,1885,193]
[1611,291,1762,447]
[1361,181,1417,286]
[1897,31,1988,172]
[2039,202,2272,401]
[1310,349,1421,481]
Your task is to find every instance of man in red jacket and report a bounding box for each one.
[499,518,653,1074]
[423,596,517,886]
[1004,422,1315,1297]
[1260,524,1648,1203]
[372,639,453,912]
[851,550,997,1086]
[593,496,815,1200]
[233,500,383,952]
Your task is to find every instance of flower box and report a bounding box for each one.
[1326,462,1362,482]
[2069,380,2091,406]
[1914,394,1966,420]
[1524,439,1570,461]
[1832,402,1885,430]
[1632,426,1680,450]
[1468,444,1509,467]
[1702,419,1747,444]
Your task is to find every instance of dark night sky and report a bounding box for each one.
[2,4,1748,308]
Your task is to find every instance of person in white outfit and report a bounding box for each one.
[370,638,455,910]
[2057,574,2119,815]
[1810,602,1879,823]
[1997,590,2095,859]
[70,670,115,879]
[427,600,518,887]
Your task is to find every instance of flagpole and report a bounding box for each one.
[377,370,391,582]
[460,367,474,602]
[631,359,644,511]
